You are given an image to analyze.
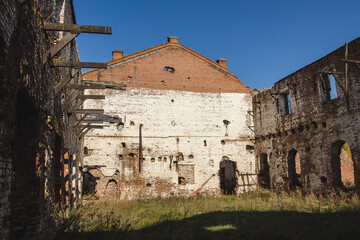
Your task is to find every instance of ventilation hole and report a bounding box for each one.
[322,122,327,128]
[188,154,194,159]
[118,154,123,160]
[121,142,126,147]
[146,183,151,187]
[221,140,225,145]
[204,140,207,146]
[291,129,296,134]
[298,125,304,132]
[305,125,310,131]
[320,176,327,184]
[151,158,155,162]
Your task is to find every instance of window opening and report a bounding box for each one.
[164,66,175,73]
[279,93,292,115]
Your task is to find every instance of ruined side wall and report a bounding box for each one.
[0,0,83,239]
[83,88,255,199]
[253,38,360,194]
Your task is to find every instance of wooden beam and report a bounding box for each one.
[340,59,360,64]
[77,95,106,100]
[73,114,89,127]
[345,42,348,92]
[79,125,107,129]
[65,84,126,90]
[78,127,91,139]
[54,68,80,94]
[43,33,79,65]
[82,81,127,88]
[64,90,80,108]
[74,109,104,114]
[79,119,104,124]
[53,61,107,69]
[44,22,112,34]
[69,99,85,114]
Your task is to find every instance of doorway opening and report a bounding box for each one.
[258,153,270,189]
[219,158,237,194]
[288,149,302,190]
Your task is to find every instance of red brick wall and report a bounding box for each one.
[84,44,251,94]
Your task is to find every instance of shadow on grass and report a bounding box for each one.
[55,210,360,240]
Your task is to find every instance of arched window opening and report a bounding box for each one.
[288,149,302,191]
[104,179,119,197]
[83,172,97,195]
[258,153,270,189]
[331,140,354,191]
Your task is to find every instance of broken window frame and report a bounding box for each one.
[319,74,338,102]
[279,92,292,116]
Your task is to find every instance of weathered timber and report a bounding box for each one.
[43,33,79,65]
[44,22,112,34]
[77,95,106,100]
[340,59,360,64]
[69,99,85,113]
[78,128,91,139]
[79,125,108,129]
[54,68,80,94]
[345,42,349,92]
[65,84,126,90]
[74,109,104,114]
[53,61,107,69]
[64,90,80,108]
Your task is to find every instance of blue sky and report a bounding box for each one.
[73,0,360,91]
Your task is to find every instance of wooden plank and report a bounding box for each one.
[42,33,79,65]
[64,90,80,108]
[53,61,107,69]
[54,68,80,94]
[44,22,112,34]
[74,109,104,114]
[77,95,106,100]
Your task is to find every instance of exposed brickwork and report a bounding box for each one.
[253,37,360,194]
[83,38,251,94]
[0,0,83,239]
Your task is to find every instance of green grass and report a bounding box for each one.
[55,191,360,240]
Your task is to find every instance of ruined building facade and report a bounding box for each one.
[1,0,84,239]
[253,38,360,194]
[82,37,256,199]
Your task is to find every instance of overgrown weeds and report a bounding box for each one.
[55,191,360,240]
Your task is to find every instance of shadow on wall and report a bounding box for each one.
[55,210,360,240]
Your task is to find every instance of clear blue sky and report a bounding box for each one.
[73,0,360,91]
